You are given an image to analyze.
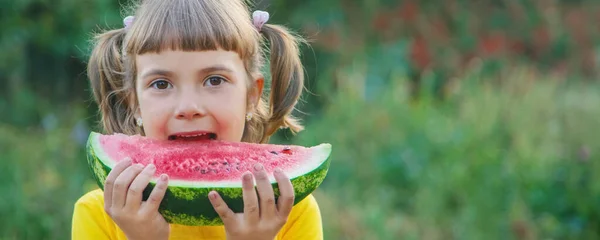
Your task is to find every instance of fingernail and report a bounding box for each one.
[210,191,218,200]
[123,158,132,165]
[243,172,252,181]
[135,163,144,169]
[160,174,168,181]
[254,163,263,171]
[148,164,156,170]
[274,168,282,174]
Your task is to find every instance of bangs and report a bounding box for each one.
[124,0,259,59]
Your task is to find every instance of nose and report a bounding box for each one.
[174,93,206,120]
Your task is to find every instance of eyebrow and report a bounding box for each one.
[199,65,235,75]
[140,64,235,80]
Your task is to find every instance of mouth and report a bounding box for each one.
[168,131,217,141]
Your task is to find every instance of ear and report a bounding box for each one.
[249,74,264,110]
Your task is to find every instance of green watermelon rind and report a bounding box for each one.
[85,132,331,226]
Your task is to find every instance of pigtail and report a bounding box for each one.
[259,24,306,138]
[87,28,135,135]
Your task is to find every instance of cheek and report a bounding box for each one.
[213,88,248,140]
[138,92,171,138]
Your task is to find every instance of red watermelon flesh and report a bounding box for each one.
[96,133,325,183]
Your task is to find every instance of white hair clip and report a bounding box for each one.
[252,10,269,31]
[123,16,135,29]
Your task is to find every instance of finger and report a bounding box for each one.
[274,168,295,218]
[209,191,237,227]
[241,171,259,223]
[142,173,169,214]
[112,163,144,209]
[103,158,132,212]
[253,163,276,219]
[125,163,156,211]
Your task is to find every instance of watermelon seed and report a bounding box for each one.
[193,166,200,172]
[222,161,228,165]
[270,151,278,155]
[201,169,207,174]
[209,161,218,166]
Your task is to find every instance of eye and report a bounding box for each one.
[204,76,226,87]
[150,79,172,90]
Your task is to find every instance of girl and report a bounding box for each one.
[71,0,323,239]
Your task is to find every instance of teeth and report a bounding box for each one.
[169,133,216,140]
[178,133,207,138]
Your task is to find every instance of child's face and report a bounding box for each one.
[134,50,263,142]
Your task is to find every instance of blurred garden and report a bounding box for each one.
[1,0,600,239]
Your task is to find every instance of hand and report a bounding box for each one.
[208,163,295,240]
[103,158,171,240]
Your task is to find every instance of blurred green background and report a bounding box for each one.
[2,0,600,239]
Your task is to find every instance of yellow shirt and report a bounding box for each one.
[72,189,323,240]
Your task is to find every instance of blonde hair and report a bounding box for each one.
[87,0,306,143]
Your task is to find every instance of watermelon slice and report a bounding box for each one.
[85,131,331,226]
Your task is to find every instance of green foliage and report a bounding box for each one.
[0,109,91,239]
[0,0,132,110]
[283,66,600,239]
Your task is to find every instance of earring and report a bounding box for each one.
[136,118,143,127]
[246,112,253,121]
